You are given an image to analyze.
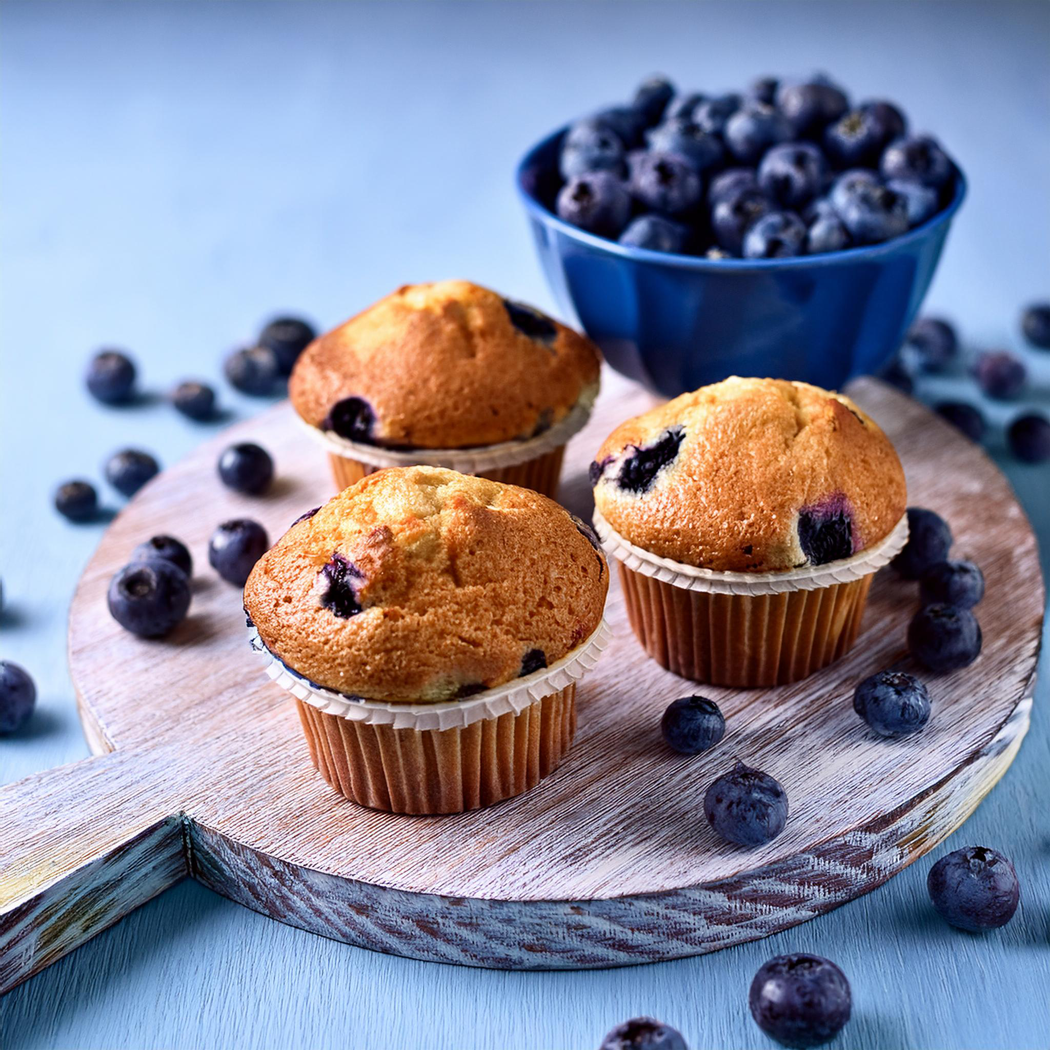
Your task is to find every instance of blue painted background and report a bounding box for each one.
[1,3,1048,1048]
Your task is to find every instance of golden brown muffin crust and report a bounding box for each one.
[592,377,907,572]
[289,281,601,449]
[244,466,608,701]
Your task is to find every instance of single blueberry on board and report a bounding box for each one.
[54,480,98,522]
[661,696,725,755]
[920,560,985,609]
[743,211,807,259]
[171,380,217,421]
[887,178,939,226]
[105,448,160,498]
[1021,302,1050,348]
[107,560,192,638]
[632,76,676,126]
[258,316,316,375]
[560,120,626,180]
[797,499,854,565]
[823,108,886,168]
[834,179,909,245]
[599,1017,688,1050]
[209,519,269,586]
[880,134,953,189]
[749,953,852,1049]
[1007,413,1050,464]
[936,402,985,443]
[519,648,547,677]
[619,215,689,254]
[703,761,788,848]
[908,603,982,672]
[645,117,724,172]
[325,396,377,443]
[853,670,931,738]
[757,143,826,210]
[503,300,557,345]
[711,186,772,255]
[616,426,685,494]
[776,78,850,138]
[86,349,137,405]
[891,507,953,579]
[132,535,193,578]
[0,661,37,734]
[319,552,365,618]
[973,350,1026,400]
[905,317,958,372]
[218,442,275,495]
[556,171,632,238]
[806,213,850,255]
[693,93,740,135]
[927,846,1020,932]
[724,101,792,164]
[628,151,702,217]
[224,345,280,396]
[707,167,759,206]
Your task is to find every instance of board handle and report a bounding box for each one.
[0,748,187,994]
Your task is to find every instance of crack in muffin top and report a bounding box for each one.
[592,377,906,573]
[289,281,601,450]
[244,466,608,702]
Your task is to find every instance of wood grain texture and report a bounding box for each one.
[0,376,1042,990]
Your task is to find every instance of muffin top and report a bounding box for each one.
[592,377,907,573]
[289,281,601,450]
[244,466,608,702]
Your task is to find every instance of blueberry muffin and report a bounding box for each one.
[591,377,907,686]
[245,466,608,813]
[289,281,601,496]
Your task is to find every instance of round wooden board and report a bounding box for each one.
[0,375,1043,988]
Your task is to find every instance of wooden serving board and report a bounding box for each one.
[0,376,1043,991]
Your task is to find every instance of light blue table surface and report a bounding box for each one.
[2,3,1048,1048]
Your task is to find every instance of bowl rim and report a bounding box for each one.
[514,123,968,272]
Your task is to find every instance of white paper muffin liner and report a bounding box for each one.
[297,383,598,474]
[593,510,909,596]
[250,620,611,731]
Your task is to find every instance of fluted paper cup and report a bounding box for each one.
[249,620,610,814]
[594,511,908,688]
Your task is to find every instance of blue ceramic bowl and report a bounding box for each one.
[516,127,967,398]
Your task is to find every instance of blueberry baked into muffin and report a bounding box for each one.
[244,466,608,813]
[591,376,907,686]
[289,281,601,496]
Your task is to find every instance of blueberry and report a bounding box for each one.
[107,560,191,638]
[920,560,985,609]
[823,109,886,168]
[880,135,953,189]
[599,1017,687,1050]
[614,426,685,493]
[171,380,217,421]
[628,152,702,217]
[0,661,37,734]
[887,179,939,226]
[1021,302,1050,348]
[748,75,779,105]
[853,670,931,738]
[556,171,632,237]
[905,317,958,372]
[665,92,706,122]
[54,480,98,522]
[646,118,724,173]
[859,99,907,144]
[776,78,850,138]
[743,211,806,259]
[711,186,772,255]
[936,401,985,443]
[317,551,365,618]
[973,350,1026,400]
[132,535,193,577]
[834,179,909,245]
[619,215,689,253]
[797,499,854,564]
[749,954,851,1049]
[879,358,914,395]
[707,167,758,206]
[209,519,269,586]
[892,507,952,579]
[805,214,850,254]
[105,448,160,497]
[927,846,1020,932]
[704,761,788,848]
[560,120,626,180]
[290,506,321,528]
[1007,413,1050,464]
[908,603,982,672]
[758,143,826,210]
[724,102,791,164]
[632,76,676,126]
[218,442,274,495]
[258,316,316,375]
[802,196,838,224]
[661,696,725,755]
[592,106,647,149]
[828,168,880,214]
[504,300,557,344]
[693,93,740,135]
[224,345,280,396]
[520,648,548,676]
[324,396,377,444]
[86,349,137,405]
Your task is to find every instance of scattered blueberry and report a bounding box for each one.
[209,519,269,586]
[749,954,852,1049]
[599,1017,687,1050]
[892,507,952,579]
[629,152,702,217]
[54,480,98,522]
[325,396,377,442]
[619,215,689,253]
[614,426,685,493]
[704,761,788,848]
[504,300,557,344]
[881,135,953,189]
[806,213,850,254]
[318,552,364,618]
[171,380,217,421]
[633,76,676,126]
[1007,413,1050,463]
[693,93,740,135]
[132,535,193,578]
[797,499,854,564]
[708,167,758,206]
[1021,302,1050,348]
[646,118,724,173]
[743,211,806,259]
[661,696,725,755]
[593,106,647,150]
[927,846,1020,932]
[908,603,982,672]
[973,350,1026,400]
[834,179,909,245]
[258,316,316,375]
[0,661,36,734]
[218,442,274,495]
[823,108,886,168]
[724,101,791,164]
[107,560,191,638]
[104,448,159,497]
[712,186,772,255]
[936,401,985,443]
[920,560,985,609]
[556,171,632,237]
[853,670,931,738]
[560,120,626,180]
[905,317,958,372]
[520,648,548,676]
[777,78,849,138]
[85,349,137,405]
[224,345,280,396]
